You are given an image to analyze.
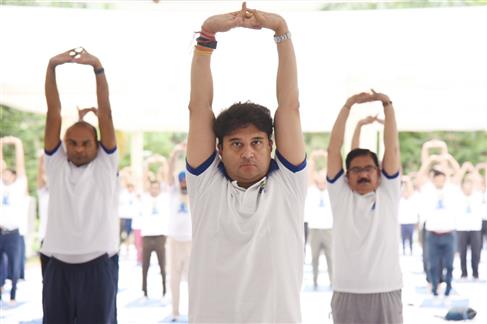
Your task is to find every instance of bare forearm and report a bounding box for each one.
[328,106,350,154]
[382,104,400,173]
[44,63,62,150]
[276,32,298,111]
[189,54,213,111]
[95,68,116,149]
[351,123,363,150]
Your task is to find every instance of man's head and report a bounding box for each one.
[345,148,381,195]
[214,102,273,188]
[149,180,161,197]
[178,171,187,194]
[2,168,17,185]
[461,174,475,196]
[431,169,447,190]
[64,121,98,167]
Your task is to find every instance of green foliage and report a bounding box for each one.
[399,131,487,174]
[143,132,187,158]
[1,105,45,195]
[320,0,487,11]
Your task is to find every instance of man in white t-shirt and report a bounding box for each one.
[306,150,333,288]
[140,180,170,299]
[399,176,420,256]
[41,48,119,324]
[0,136,28,303]
[166,144,192,321]
[327,90,402,324]
[456,174,482,279]
[186,4,307,323]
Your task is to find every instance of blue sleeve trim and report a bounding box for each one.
[382,169,400,179]
[100,142,117,154]
[44,141,62,156]
[186,151,217,176]
[275,150,307,173]
[326,169,344,184]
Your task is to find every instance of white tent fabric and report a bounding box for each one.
[1,4,486,132]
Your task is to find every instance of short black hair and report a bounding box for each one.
[345,148,380,170]
[214,101,273,145]
[431,169,446,178]
[66,121,98,142]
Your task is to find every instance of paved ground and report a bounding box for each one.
[1,245,486,323]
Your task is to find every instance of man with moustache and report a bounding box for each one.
[327,90,403,324]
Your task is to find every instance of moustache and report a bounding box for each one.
[358,178,370,184]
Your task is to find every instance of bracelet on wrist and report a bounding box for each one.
[274,31,291,44]
[194,45,213,56]
[196,30,217,50]
[94,67,105,75]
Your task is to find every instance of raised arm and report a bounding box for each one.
[45,51,72,151]
[309,149,327,183]
[327,92,368,179]
[351,115,382,150]
[37,153,47,189]
[239,7,303,164]
[187,9,245,168]
[372,90,400,175]
[421,139,448,166]
[0,136,26,178]
[168,143,187,186]
[75,49,116,150]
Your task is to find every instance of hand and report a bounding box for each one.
[370,89,391,106]
[242,4,287,33]
[0,136,21,145]
[359,115,378,126]
[77,106,98,121]
[49,47,101,69]
[202,4,246,34]
[344,92,371,108]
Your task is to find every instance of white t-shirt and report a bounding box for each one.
[327,169,403,294]
[186,151,307,323]
[422,183,460,233]
[456,192,483,231]
[118,188,141,220]
[140,191,170,237]
[40,143,119,263]
[0,176,28,231]
[398,193,420,225]
[37,186,49,240]
[168,187,191,242]
[305,186,333,229]
[480,190,487,221]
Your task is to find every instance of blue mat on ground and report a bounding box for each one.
[0,300,26,309]
[302,284,332,293]
[125,297,169,308]
[160,314,188,323]
[19,320,42,324]
[415,286,431,295]
[420,298,469,308]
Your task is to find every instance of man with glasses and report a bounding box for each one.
[326,90,403,324]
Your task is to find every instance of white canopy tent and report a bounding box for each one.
[1,2,487,132]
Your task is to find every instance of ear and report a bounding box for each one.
[268,139,273,150]
[217,143,223,157]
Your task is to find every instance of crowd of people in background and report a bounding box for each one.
[2,130,486,318]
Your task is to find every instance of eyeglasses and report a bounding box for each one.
[348,165,378,174]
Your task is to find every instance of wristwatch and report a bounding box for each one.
[274,31,291,44]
